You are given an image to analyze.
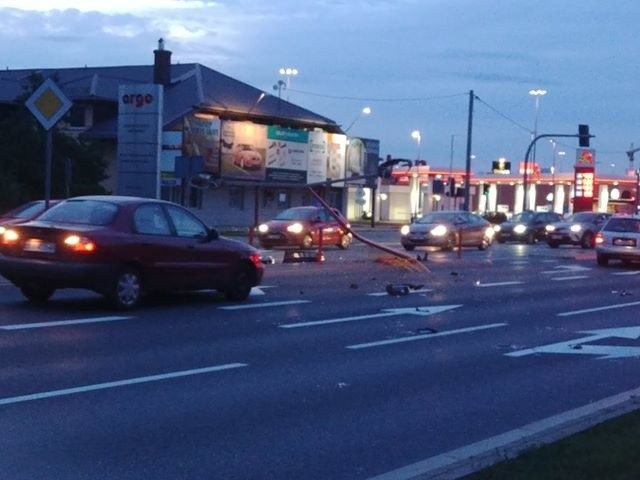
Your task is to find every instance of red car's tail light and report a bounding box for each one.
[595,233,604,245]
[63,234,96,252]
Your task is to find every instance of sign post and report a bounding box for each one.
[25,79,73,208]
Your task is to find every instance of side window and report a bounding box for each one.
[134,204,172,236]
[166,206,208,238]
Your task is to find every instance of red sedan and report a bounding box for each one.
[0,195,264,309]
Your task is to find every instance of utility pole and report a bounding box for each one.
[463,90,474,211]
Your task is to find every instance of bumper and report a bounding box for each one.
[401,235,448,248]
[547,233,581,245]
[596,246,640,261]
[0,256,117,291]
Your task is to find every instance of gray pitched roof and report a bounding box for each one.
[0,63,343,138]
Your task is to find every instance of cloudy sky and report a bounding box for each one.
[1,0,639,175]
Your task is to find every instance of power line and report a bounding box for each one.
[286,88,468,103]
[474,95,531,133]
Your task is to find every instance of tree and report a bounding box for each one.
[0,72,109,211]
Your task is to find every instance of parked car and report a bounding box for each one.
[595,215,640,266]
[495,210,563,244]
[0,199,60,235]
[400,211,494,251]
[256,206,352,250]
[0,195,264,309]
[546,211,611,248]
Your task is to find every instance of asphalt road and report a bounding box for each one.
[1,231,640,479]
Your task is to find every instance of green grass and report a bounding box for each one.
[463,408,640,480]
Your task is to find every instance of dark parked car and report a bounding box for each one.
[595,215,640,266]
[495,210,563,244]
[0,199,60,235]
[400,211,494,251]
[0,195,264,309]
[256,206,352,249]
[546,211,611,248]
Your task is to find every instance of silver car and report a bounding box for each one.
[595,215,640,266]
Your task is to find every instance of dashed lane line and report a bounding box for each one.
[0,363,247,406]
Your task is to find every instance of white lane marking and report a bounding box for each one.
[280,305,462,329]
[0,363,247,406]
[558,300,640,317]
[551,275,589,281]
[368,289,432,297]
[346,323,507,350]
[475,281,524,288]
[612,271,640,276]
[506,326,640,359]
[366,385,640,480]
[542,265,591,274]
[219,300,310,310]
[0,316,132,330]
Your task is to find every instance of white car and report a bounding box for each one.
[595,215,640,266]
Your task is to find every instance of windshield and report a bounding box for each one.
[416,212,458,224]
[510,211,534,222]
[275,208,316,221]
[568,212,595,222]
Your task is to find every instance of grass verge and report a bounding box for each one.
[463,408,640,479]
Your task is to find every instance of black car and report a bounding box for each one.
[495,210,563,244]
[546,211,611,248]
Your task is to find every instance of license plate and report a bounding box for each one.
[24,238,56,253]
[613,237,636,247]
[550,233,561,239]
[265,234,281,240]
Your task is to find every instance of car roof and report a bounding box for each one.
[65,195,173,205]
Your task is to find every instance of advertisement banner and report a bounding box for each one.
[220,121,267,180]
[265,126,309,184]
[307,131,328,185]
[327,133,347,184]
[182,114,221,174]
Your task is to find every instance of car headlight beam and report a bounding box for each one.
[430,225,448,237]
[513,224,527,234]
[287,223,304,234]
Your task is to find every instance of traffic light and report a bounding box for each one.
[578,124,590,147]
[448,177,456,196]
[482,183,490,195]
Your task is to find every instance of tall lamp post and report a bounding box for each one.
[411,130,421,161]
[278,67,298,101]
[529,89,547,164]
[344,106,371,133]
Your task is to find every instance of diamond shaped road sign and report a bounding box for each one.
[25,78,72,131]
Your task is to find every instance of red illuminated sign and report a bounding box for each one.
[573,166,595,212]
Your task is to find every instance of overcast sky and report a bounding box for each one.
[1,0,639,175]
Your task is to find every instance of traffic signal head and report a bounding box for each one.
[578,124,590,147]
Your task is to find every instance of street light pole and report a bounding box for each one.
[344,106,371,133]
[278,67,298,101]
[529,89,547,164]
[411,130,421,161]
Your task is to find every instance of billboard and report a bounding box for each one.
[220,121,267,180]
[266,126,309,184]
[182,114,221,174]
